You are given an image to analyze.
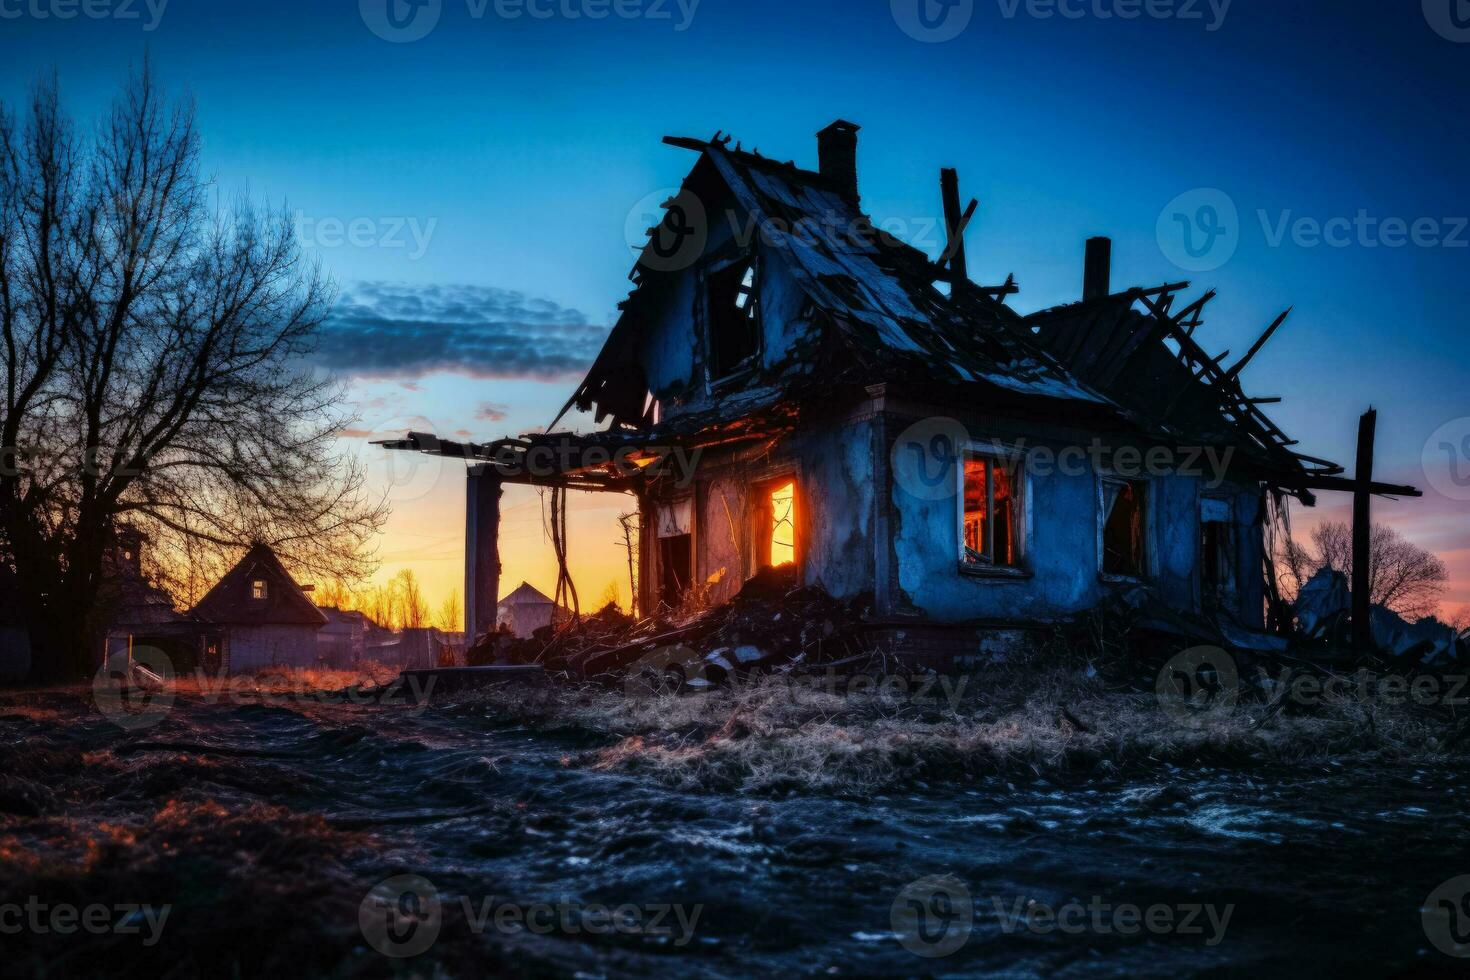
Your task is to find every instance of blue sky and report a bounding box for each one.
[4,0,1467,609]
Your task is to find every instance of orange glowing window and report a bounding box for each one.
[769,482,796,567]
[962,456,1020,568]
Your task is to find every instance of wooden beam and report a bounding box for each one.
[1224,307,1291,382]
[939,168,976,295]
[1289,474,1418,497]
[980,273,1019,301]
[1353,409,1377,654]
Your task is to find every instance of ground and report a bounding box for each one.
[1,660,1468,978]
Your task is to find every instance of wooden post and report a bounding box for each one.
[1352,408,1377,654]
[940,168,968,297]
[465,465,502,643]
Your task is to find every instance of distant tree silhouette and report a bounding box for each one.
[436,588,462,634]
[0,66,386,679]
[1282,521,1448,621]
[394,569,429,630]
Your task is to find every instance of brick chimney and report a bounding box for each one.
[817,120,860,203]
[1083,236,1112,301]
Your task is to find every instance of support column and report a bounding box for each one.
[1352,409,1377,654]
[465,465,503,643]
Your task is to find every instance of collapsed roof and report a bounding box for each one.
[564,130,1109,431]
[384,122,1427,505]
[560,125,1349,497]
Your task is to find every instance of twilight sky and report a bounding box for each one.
[4,0,1467,617]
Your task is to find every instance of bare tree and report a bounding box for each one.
[1450,605,1470,634]
[394,569,428,630]
[358,583,393,631]
[1296,521,1448,621]
[617,511,639,618]
[313,578,353,612]
[0,67,385,678]
[429,587,458,631]
[436,587,462,633]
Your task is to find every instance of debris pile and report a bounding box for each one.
[465,601,646,671]
[465,566,876,684]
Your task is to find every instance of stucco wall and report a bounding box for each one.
[633,194,822,424]
[646,413,879,609]
[886,413,1266,625]
[646,398,1267,628]
[796,417,877,600]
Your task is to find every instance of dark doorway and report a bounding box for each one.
[1201,520,1235,608]
[658,534,693,610]
[134,633,200,676]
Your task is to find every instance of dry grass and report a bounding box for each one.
[452,656,1458,795]
[172,662,401,696]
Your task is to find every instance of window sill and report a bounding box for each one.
[1098,572,1148,586]
[708,362,759,393]
[958,563,1032,581]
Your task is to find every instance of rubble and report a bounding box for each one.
[461,566,876,687]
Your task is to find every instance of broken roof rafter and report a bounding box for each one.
[1135,289,1320,475]
[374,403,801,491]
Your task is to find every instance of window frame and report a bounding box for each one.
[955,440,1030,578]
[752,473,800,572]
[1198,492,1237,605]
[1096,473,1153,583]
[250,578,269,601]
[702,250,762,386]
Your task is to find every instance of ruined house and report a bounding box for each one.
[381,121,1417,658]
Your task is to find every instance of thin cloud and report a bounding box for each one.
[474,402,510,422]
[313,281,607,381]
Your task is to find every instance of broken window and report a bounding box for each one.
[768,481,796,567]
[707,257,759,379]
[250,579,268,600]
[961,455,1021,568]
[1200,495,1235,606]
[1101,479,1148,578]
